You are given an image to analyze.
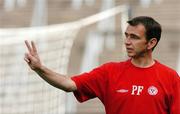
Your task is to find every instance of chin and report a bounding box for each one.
[127,53,135,58]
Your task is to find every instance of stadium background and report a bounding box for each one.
[0,0,180,114]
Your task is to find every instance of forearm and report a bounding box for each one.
[34,65,77,92]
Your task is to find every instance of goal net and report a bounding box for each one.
[0,5,129,114]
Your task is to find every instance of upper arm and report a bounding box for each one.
[63,77,77,92]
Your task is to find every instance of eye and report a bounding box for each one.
[124,33,128,38]
[130,34,140,39]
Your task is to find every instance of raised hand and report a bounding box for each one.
[24,40,77,92]
[24,40,42,70]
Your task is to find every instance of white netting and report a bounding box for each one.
[0,23,80,114]
[0,5,129,114]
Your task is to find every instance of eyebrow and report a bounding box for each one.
[124,32,138,36]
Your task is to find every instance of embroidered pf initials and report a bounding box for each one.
[131,85,144,95]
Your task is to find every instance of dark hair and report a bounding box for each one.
[127,16,162,50]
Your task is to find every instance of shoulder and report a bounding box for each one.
[102,59,129,67]
[156,61,177,74]
[155,60,179,79]
[100,59,131,71]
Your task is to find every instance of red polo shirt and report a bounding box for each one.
[71,60,180,114]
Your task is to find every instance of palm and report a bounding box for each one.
[24,40,42,70]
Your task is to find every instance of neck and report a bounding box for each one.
[131,52,155,68]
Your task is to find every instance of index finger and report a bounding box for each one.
[31,41,37,53]
[25,40,32,53]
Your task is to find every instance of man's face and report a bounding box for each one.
[124,24,149,58]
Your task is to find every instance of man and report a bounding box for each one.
[24,16,180,114]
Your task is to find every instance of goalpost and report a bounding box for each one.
[0,5,129,114]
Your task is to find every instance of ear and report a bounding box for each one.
[147,38,157,50]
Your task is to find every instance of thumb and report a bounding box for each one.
[24,53,34,63]
[24,57,30,63]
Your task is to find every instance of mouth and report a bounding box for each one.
[126,48,134,53]
[126,47,133,51]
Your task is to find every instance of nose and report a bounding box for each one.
[124,37,131,45]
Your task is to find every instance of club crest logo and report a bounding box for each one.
[148,86,158,96]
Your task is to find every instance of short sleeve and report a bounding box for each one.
[170,72,180,114]
[71,63,109,103]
